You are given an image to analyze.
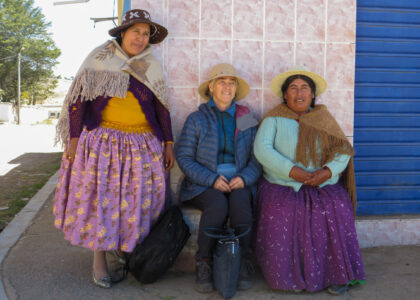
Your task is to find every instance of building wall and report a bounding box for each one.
[130,1,420,247]
[0,103,13,122]
[132,0,356,138]
[131,0,357,193]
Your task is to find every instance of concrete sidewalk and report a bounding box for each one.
[0,176,420,300]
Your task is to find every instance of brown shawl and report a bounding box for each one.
[263,103,357,210]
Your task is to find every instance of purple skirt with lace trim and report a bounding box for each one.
[255,177,365,292]
[53,126,165,252]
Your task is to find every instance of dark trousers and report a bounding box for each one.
[190,188,253,259]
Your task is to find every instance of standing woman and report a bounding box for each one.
[176,63,261,293]
[254,67,365,295]
[53,9,174,288]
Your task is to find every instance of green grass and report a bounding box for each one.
[0,158,61,231]
[0,178,49,226]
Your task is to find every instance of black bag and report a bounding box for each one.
[204,225,250,299]
[128,206,191,283]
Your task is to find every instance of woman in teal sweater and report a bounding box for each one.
[254,67,365,295]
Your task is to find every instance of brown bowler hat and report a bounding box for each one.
[109,9,168,44]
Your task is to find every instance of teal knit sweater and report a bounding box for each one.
[254,117,350,192]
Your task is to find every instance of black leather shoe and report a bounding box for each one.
[237,258,254,290]
[327,284,349,295]
[195,260,213,293]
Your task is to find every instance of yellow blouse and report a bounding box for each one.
[101,91,152,133]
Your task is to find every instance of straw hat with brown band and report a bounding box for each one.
[198,63,250,101]
[270,66,328,98]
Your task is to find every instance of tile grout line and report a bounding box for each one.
[293,0,297,64]
[166,86,355,92]
[165,0,168,74]
[261,0,266,117]
[324,0,328,78]
[198,0,202,108]
[164,0,169,85]
[231,0,234,63]
[166,36,352,44]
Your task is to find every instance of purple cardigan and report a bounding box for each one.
[69,76,173,143]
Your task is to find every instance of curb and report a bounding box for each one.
[0,171,59,300]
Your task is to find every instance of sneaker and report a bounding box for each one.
[195,260,213,293]
[327,284,349,295]
[237,258,255,291]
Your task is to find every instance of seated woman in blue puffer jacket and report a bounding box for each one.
[175,63,261,293]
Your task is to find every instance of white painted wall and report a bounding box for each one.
[0,103,13,122]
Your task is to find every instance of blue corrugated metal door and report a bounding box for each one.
[354,0,420,215]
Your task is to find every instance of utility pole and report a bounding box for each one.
[17,50,21,125]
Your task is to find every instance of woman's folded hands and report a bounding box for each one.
[289,166,332,187]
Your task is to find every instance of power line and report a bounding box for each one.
[0,54,18,61]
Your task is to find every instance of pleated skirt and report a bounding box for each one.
[53,126,165,252]
[255,177,365,292]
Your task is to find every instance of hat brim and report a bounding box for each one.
[270,69,327,98]
[109,20,168,44]
[198,75,250,101]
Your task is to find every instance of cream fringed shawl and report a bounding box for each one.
[262,103,357,211]
[55,39,169,146]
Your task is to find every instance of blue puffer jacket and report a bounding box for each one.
[176,102,262,202]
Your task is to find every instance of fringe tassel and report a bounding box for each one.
[296,122,354,168]
[54,69,129,147]
[296,121,357,212]
[343,157,357,213]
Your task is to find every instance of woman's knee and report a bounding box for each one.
[229,188,252,207]
[229,188,253,222]
[198,188,229,216]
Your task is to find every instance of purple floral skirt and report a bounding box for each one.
[255,177,365,292]
[53,126,165,252]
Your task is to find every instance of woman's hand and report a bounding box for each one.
[229,177,244,190]
[289,166,313,183]
[164,143,175,172]
[304,167,332,187]
[65,137,79,163]
[214,175,231,193]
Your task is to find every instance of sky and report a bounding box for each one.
[33,0,118,79]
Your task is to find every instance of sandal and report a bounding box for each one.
[92,272,112,289]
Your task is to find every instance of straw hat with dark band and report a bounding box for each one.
[198,63,250,101]
[109,9,168,44]
[270,66,328,97]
